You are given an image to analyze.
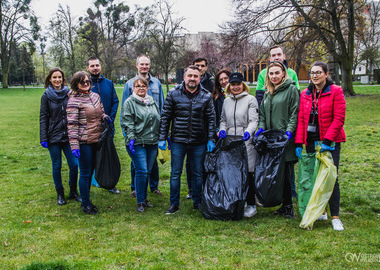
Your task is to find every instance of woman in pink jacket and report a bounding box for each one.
[295,61,346,231]
[67,71,110,215]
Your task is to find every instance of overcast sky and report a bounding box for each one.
[31,0,233,34]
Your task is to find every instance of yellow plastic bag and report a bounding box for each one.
[299,147,337,230]
[157,148,171,164]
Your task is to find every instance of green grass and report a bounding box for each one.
[0,86,379,269]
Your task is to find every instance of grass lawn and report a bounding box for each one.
[0,85,379,269]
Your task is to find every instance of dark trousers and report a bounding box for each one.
[283,161,294,206]
[306,142,341,217]
[78,144,97,207]
[246,173,256,206]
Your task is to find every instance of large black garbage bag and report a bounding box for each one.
[253,130,288,207]
[202,135,249,221]
[94,120,121,189]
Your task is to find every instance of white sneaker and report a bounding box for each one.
[244,205,257,218]
[332,219,344,231]
[317,213,328,221]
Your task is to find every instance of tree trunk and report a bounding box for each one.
[165,72,170,92]
[340,63,355,96]
[2,71,9,88]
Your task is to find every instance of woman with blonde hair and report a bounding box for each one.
[219,72,259,218]
[256,61,299,218]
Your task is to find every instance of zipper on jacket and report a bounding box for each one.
[188,94,194,141]
[234,98,237,135]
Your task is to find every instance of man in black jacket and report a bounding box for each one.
[158,65,216,214]
[193,57,214,92]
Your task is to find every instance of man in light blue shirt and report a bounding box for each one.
[121,55,164,197]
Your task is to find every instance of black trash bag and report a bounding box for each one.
[94,119,121,189]
[202,135,249,221]
[252,129,289,207]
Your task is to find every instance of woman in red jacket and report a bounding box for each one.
[295,61,346,231]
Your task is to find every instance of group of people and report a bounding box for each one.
[39,46,346,231]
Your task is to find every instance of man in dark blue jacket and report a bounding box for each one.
[86,56,120,194]
[158,65,216,214]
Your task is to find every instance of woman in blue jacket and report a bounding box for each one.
[40,67,80,205]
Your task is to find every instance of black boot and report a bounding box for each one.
[68,186,82,202]
[274,204,286,215]
[56,188,66,205]
[284,204,294,219]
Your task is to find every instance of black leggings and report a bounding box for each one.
[283,162,294,206]
[246,173,256,206]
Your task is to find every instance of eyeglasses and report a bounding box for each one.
[79,80,91,86]
[310,71,324,76]
[134,85,147,89]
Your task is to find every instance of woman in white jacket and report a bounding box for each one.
[218,72,259,218]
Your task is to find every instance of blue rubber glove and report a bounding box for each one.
[158,140,167,150]
[129,139,135,154]
[255,128,264,137]
[243,131,250,141]
[167,137,171,150]
[295,147,302,159]
[40,141,48,148]
[219,130,226,139]
[104,116,112,124]
[320,143,335,153]
[207,140,215,152]
[285,131,292,140]
[72,149,80,158]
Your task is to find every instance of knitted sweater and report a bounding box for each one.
[66,90,106,150]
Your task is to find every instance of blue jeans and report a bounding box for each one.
[48,143,78,190]
[130,159,159,192]
[127,144,158,204]
[78,144,97,207]
[170,142,205,206]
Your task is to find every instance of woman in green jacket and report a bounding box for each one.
[122,77,161,212]
[255,61,300,218]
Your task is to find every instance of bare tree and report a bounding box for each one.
[0,0,40,88]
[147,0,186,91]
[224,0,367,96]
[49,4,79,76]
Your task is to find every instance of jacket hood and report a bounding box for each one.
[307,78,333,94]
[45,85,69,102]
[91,74,105,83]
[274,78,295,94]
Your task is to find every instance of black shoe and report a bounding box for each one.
[68,189,82,202]
[284,205,295,219]
[137,203,145,212]
[185,192,192,199]
[165,204,179,214]
[109,187,120,194]
[82,204,99,215]
[193,203,202,210]
[143,200,153,208]
[274,205,286,215]
[152,189,163,196]
[56,188,66,205]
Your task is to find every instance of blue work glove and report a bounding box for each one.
[295,147,302,159]
[255,128,264,137]
[219,130,226,139]
[129,139,135,154]
[167,137,171,150]
[158,140,167,150]
[285,131,292,140]
[40,141,48,148]
[243,131,250,141]
[207,140,215,152]
[72,149,80,158]
[320,143,335,153]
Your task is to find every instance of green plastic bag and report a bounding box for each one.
[297,152,320,217]
[300,147,337,230]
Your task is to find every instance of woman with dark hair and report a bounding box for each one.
[122,77,161,212]
[256,61,299,218]
[219,72,259,218]
[212,68,232,131]
[66,71,110,214]
[295,61,346,231]
[40,67,80,205]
